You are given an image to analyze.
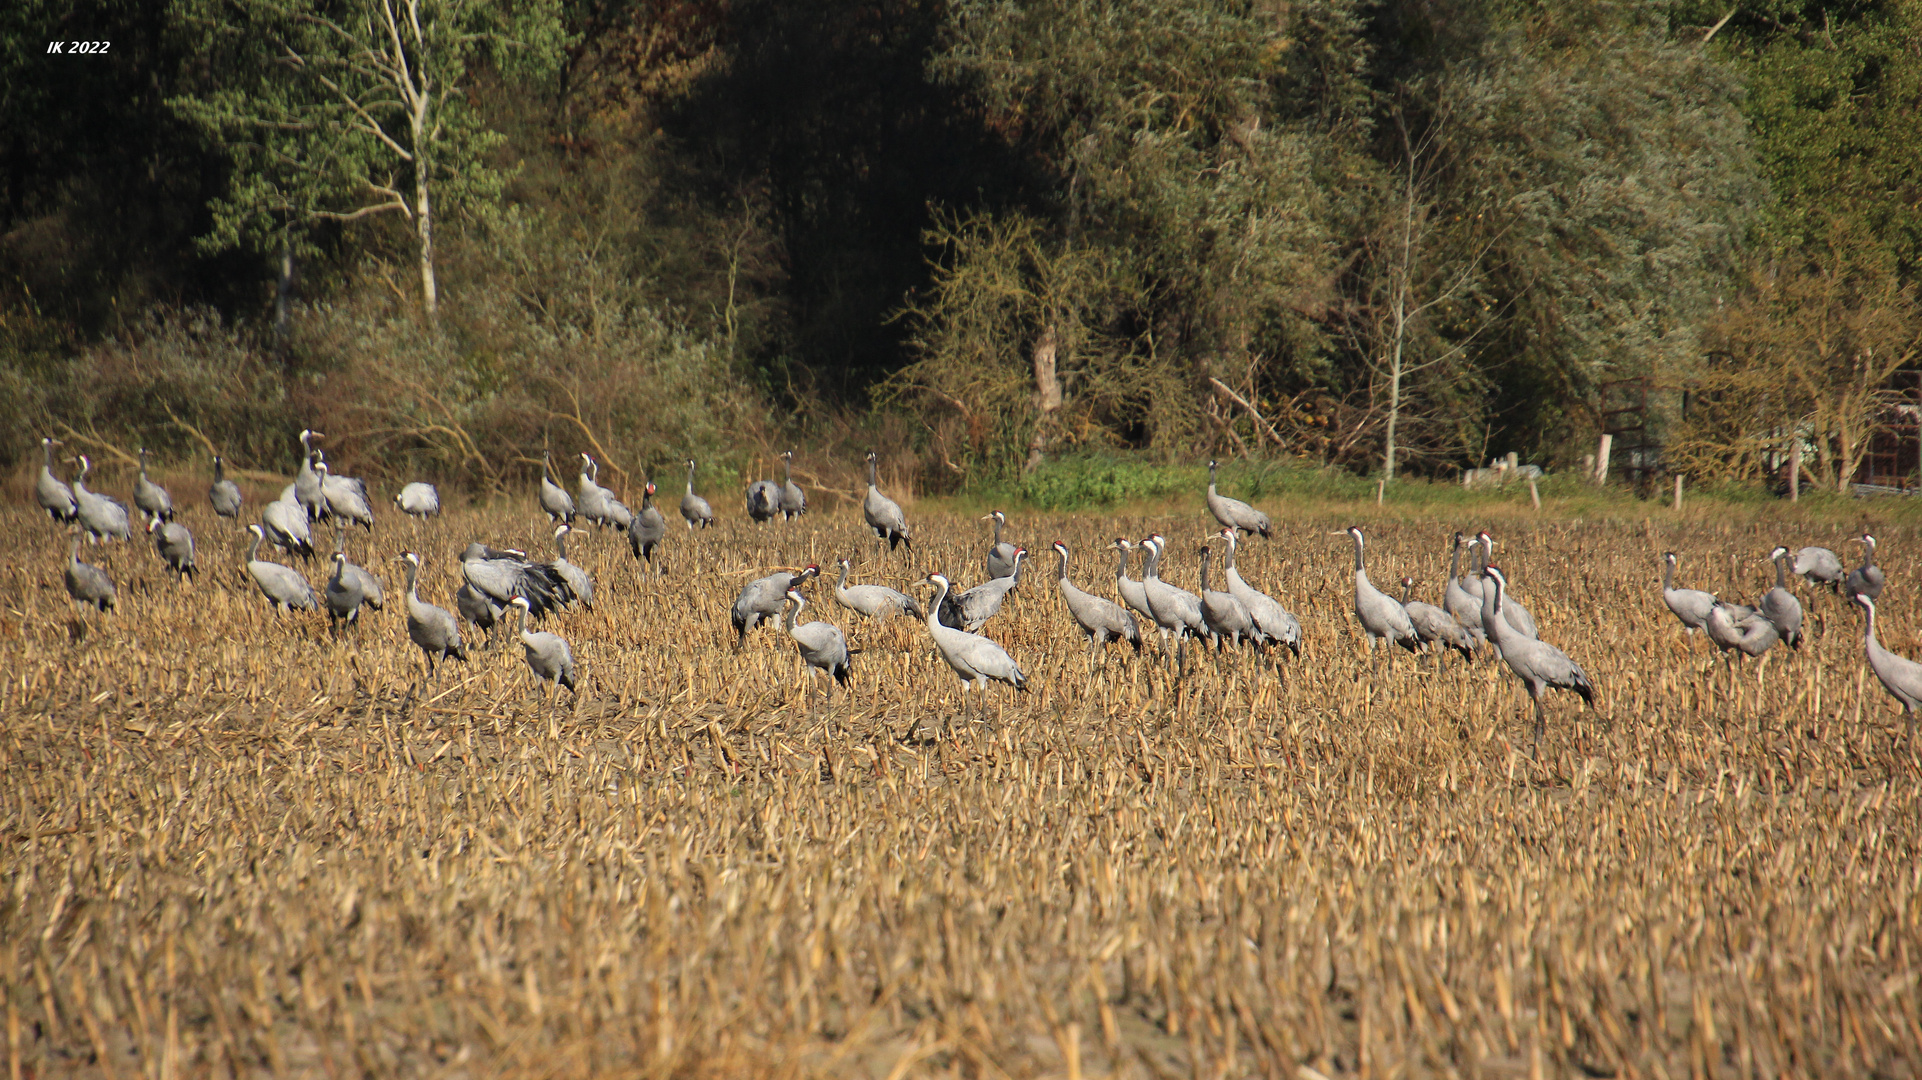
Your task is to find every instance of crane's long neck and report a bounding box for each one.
[1350,534,1365,574]
[1222,537,1238,573]
[1055,548,1069,582]
[214,457,226,482]
[784,596,801,633]
[404,560,421,600]
[1449,539,1463,581]
[1862,603,1878,648]
[866,457,878,489]
[1208,462,1218,496]
[1862,539,1876,571]
[329,557,346,587]
[69,538,81,567]
[686,461,696,494]
[836,562,852,591]
[517,604,532,642]
[555,531,569,560]
[1774,556,1789,590]
[991,516,1003,545]
[44,442,55,471]
[1198,549,1212,592]
[1489,575,1506,617]
[925,582,950,631]
[1663,558,1676,591]
[139,451,149,481]
[1144,545,1161,583]
[1113,546,1131,582]
[783,457,793,484]
[248,531,263,562]
[1400,579,1413,604]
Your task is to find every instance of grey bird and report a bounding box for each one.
[939,549,1026,632]
[745,475,781,523]
[778,451,807,520]
[783,588,852,688]
[983,510,1019,579]
[1857,595,1922,747]
[314,457,374,531]
[1206,459,1270,538]
[540,450,576,524]
[64,537,115,611]
[628,481,667,565]
[260,495,315,562]
[831,556,922,621]
[1845,533,1885,602]
[1660,551,1717,632]
[70,455,131,543]
[295,431,326,521]
[576,453,612,527]
[1140,535,1209,656]
[461,541,570,618]
[1704,600,1779,658]
[1339,526,1418,658]
[510,596,577,697]
[324,551,371,635]
[1197,544,1261,650]
[1760,546,1805,650]
[396,552,467,675]
[1111,539,1156,627]
[1051,542,1140,657]
[245,524,317,613]
[209,455,244,519]
[1443,533,1486,646]
[1218,528,1300,658]
[1481,564,1593,747]
[37,438,77,523]
[550,524,594,610]
[394,482,440,519]
[457,583,503,646]
[732,565,821,648]
[1399,576,1473,663]
[916,573,1028,692]
[134,447,174,524]
[1475,531,1538,640]
[1793,546,1845,592]
[149,517,196,580]
[331,529,384,611]
[862,451,911,552]
[599,481,635,532]
[680,459,714,529]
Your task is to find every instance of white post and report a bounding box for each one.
[1596,434,1613,484]
[1673,474,1684,511]
[1529,477,1541,510]
[1789,442,1801,503]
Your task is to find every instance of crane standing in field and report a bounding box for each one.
[209,455,244,520]
[1660,551,1717,633]
[1399,576,1473,665]
[64,536,116,612]
[681,459,714,529]
[778,451,807,520]
[540,449,576,524]
[510,596,577,701]
[549,524,595,610]
[745,470,781,524]
[1482,564,1592,748]
[782,589,852,695]
[295,430,326,521]
[1794,545,1844,592]
[576,453,612,527]
[1476,531,1538,639]
[1205,459,1270,537]
[1140,535,1207,664]
[629,481,667,566]
[1444,533,1486,647]
[314,457,375,531]
[462,542,571,618]
[1857,595,1922,749]
[830,557,922,621]
[863,451,912,553]
[395,482,440,519]
[1218,528,1300,658]
[1760,546,1805,650]
[1196,544,1261,651]
[133,448,174,524]
[70,455,131,543]
[245,524,317,614]
[149,517,196,580]
[396,552,467,677]
[38,437,77,523]
[733,565,822,648]
[938,549,1025,632]
[917,573,1028,696]
[1050,541,1140,661]
[982,510,1019,579]
[1339,525,1418,664]
[1111,539,1156,628]
[260,493,315,562]
[1845,533,1885,602]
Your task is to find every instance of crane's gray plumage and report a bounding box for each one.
[917,574,1028,692]
[1112,539,1155,627]
[831,557,922,620]
[1400,576,1473,662]
[133,447,175,523]
[1197,544,1261,649]
[324,551,371,633]
[733,565,821,647]
[70,456,131,543]
[209,455,243,519]
[1342,526,1418,656]
[576,453,612,527]
[779,451,807,520]
[314,457,374,531]
[1661,551,1717,632]
[1704,601,1778,658]
[600,488,634,531]
[550,524,594,609]
[1793,546,1844,591]
[1443,533,1486,646]
[397,552,467,674]
[395,482,440,518]
[784,590,852,686]
[983,510,1018,579]
[862,451,911,551]
[64,537,115,611]
[1140,535,1208,656]
[37,438,77,523]
[939,549,1025,632]
[245,524,317,613]
[1481,564,1593,746]
[681,459,714,529]
[1857,595,1922,746]
[745,478,780,523]
[260,495,315,562]
[1476,531,1538,640]
[462,542,570,618]
[540,450,576,524]
[1051,542,1140,656]
[1206,459,1270,538]
[1761,546,1805,650]
[457,582,503,645]
[511,596,576,694]
[629,481,667,564]
[580,454,631,528]
[1219,528,1300,658]
[331,529,384,610]
[149,517,196,580]
[295,430,326,521]
[1846,533,1885,602]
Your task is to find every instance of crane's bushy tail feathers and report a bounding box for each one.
[834,664,852,687]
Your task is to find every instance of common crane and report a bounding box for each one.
[149,517,196,580]
[629,481,667,565]
[1475,531,1538,639]
[680,460,714,529]
[209,455,243,519]
[783,589,852,690]
[1443,533,1486,646]
[510,596,577,698]
[1793,546,1844,591]
[324,551,371,635]
[1339,525,1418,660]
[64,537,115,611]
[1660,551,1717,632]
[1845,533,1885,602]
[260,495,315,562]
[1857,595,1922,748]
[313,457,374,531]
[1218,528,1301,657]
[1050,542,1140,658]
[732,565,821,648]
[396,552,467,676]
[778,451,807,520]
[1140,535,1207,660]
[917,573,1028,693]
[1481,564,1593,747]
[36,438,76,523]
[830,557,922,621]
[70,456,131,543]
[245,524,317,614]
[1206,459,1271,537]
[1704,600,1778,659]
[330,529,384,611]
[461,542,570,618]
[938,549,1026,632]
[1399,576,1473,663]
[862,451,912,552]
[540,450,576,524]
[1111,539,1155,626]
[295,430,325,521]
[550,524,594,610]
[1197,544,1261,650]
[457,583,503,647]
[597,465,634,530]
[133,448,174,524]
[745,473,780,524]
[394,482,440,519]
[1760,547,1805,650]
[576,453,612,527]
[983,511,1018,579]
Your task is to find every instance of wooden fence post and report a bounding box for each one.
[1595,434,1613,484]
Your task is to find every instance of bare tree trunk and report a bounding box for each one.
[1025,324,1061,474]
[274,235,294,353]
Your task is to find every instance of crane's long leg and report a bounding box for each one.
[1530,685,1546,752]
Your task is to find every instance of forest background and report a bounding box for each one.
[1,0,1918,505]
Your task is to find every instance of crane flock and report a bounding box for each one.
[28,433,1922,751]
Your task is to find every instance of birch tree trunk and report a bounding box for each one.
[1025,323,1061,473]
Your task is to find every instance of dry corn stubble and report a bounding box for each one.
[3,500,1920,1078]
